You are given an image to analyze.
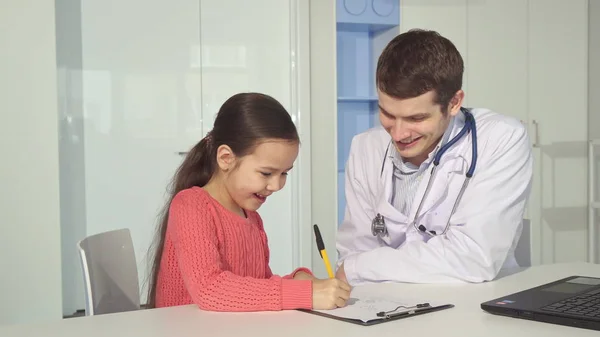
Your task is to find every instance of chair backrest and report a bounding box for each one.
[514,219,532,267]
[77,228,140,316]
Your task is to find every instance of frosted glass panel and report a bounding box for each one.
[200,0,295,275]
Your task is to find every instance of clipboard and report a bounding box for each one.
[299,302,455,326]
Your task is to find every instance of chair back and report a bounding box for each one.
[77,228,140,315]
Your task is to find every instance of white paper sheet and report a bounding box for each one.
[313,287,435,323]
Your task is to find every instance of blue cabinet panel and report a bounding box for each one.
[337,30,373,98]
[337,0,399,32]
[336,0,399,226]
[336,0,399,25]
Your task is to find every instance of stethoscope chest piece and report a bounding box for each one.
[371,213,387,237]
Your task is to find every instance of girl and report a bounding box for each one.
[146,92,351,312]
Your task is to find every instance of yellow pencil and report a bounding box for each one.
[313,224,334,278]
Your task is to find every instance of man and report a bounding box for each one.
[335,29,533,285]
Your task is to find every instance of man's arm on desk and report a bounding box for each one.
[338,119,533,285]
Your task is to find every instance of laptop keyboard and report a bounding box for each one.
[541,288,600,318]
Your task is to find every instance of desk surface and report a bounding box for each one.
[2,262,599,337]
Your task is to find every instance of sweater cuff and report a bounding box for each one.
[281,279,312,310]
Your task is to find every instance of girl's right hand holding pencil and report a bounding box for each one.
[311,278,351,310]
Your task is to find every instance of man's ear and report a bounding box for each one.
[216,145,236,171]
[448,90,465,117]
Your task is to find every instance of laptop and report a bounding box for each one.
[481,276,600,331]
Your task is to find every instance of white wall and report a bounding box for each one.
[0,0,63,325]
[589,0,600,262]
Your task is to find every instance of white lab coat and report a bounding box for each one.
[336,108,533,285]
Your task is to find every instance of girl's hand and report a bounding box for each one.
[312,278,351,310]
[293,271,315,280]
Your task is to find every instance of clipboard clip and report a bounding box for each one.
[376,303,431,319]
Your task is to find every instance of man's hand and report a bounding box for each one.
[293,271,316,280]
[335,262,348,284]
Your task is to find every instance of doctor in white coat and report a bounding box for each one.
[335,29,533,286]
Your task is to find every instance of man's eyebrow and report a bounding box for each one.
[378,105,430,118]
[378,105,392,115]
[409,112,431,118]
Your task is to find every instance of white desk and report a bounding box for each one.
[2,263,599,337]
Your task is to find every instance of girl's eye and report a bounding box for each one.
[261,172,271,177]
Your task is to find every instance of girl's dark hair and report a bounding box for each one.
[145,92,299,308]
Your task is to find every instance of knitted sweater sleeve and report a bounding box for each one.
[256,215,314,280]
[169,191,313,312]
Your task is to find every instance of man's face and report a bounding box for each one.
[378,89,463,166]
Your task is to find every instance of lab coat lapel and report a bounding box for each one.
[416,153,466,216]
[410,114,470,219]
[375,148,409,247]
[377,151,408,223]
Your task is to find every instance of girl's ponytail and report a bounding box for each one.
[146,132,216,308]
[172,132,216,192]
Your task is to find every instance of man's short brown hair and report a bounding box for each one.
[376,29,464,112]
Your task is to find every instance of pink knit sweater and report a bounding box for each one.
[154,187,313,311]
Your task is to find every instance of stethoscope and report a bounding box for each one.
[372,107,478,238]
